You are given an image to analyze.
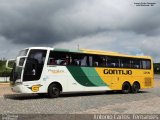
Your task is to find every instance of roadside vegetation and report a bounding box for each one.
[0,60,12,77]
[154,63,160,74]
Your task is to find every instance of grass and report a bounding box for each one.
[0,61,6,72]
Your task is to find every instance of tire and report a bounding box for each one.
[48,84,61,98]
[132,82,140,93]
[122,82,131,94]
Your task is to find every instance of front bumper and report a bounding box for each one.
[11,84,33,93]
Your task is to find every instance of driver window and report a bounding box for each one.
[48,51,70,66]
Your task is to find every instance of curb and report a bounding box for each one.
[0,83,10,85]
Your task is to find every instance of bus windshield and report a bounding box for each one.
[10,49,28,84]
[23,49,47,81]
[10,63,23,84]
[10,49,47,84]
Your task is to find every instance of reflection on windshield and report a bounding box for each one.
[10,63,22,84]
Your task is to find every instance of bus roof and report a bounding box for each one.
[53,48,151,59]
[80,49,152,59]
[26,47,152,59]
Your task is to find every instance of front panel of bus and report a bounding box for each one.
[10,49,47,87]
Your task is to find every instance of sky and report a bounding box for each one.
[0,0,160,62]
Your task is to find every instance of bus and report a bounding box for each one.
[6,47,154,98]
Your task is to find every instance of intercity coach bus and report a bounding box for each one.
[6,47,154,98]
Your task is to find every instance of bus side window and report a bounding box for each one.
[71,59,80,66]
[48,51,69,66]
[74,59,80,66]
[69,53,82,66]
[92,55,106,67]
[100,57,106,67]
[49,58,56,65]
[142,60,151,69]
[93,61,98,67]
[80,56,88,66]
[88,56,93,67]
[62,55,70,65]
[132,59,140,69]
[107,56,120,68]
[93,56,99,67]
[48,52,56,65]
[121,58,131,68]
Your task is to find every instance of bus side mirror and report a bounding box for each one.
[6,59,15,69]
[16,56,27,67]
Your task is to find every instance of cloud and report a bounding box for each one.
[54,31,160,58]
[0,0,77,44]
[0,0,160,61]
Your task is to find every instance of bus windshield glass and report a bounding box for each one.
[23,49,47,81]
[10,63,23,84]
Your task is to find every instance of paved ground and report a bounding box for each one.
[0,75,160,115]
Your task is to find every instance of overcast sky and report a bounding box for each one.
[0,0,160,62]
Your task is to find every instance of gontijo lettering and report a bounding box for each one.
[104,69,132,75]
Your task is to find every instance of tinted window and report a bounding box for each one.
[142,60,151,69]
[70,53,81,66]
[121,58,131,68]
[92,56,106,67]
[107,56,120,68]
[48,51,70,65]
[48,52,88,67]
[88,56,93,67]
[70,53,88,67]
[48,51,151,69]
[131,59,141,69]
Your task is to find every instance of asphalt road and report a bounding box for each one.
[0,75,160,119]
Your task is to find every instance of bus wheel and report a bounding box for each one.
[48,84,60,98]
[132,82,140,93]
[122,82,131,94]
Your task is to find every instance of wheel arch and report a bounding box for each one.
[48,82,63,92]
[133,81,141,89]
[122,81,131,88]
